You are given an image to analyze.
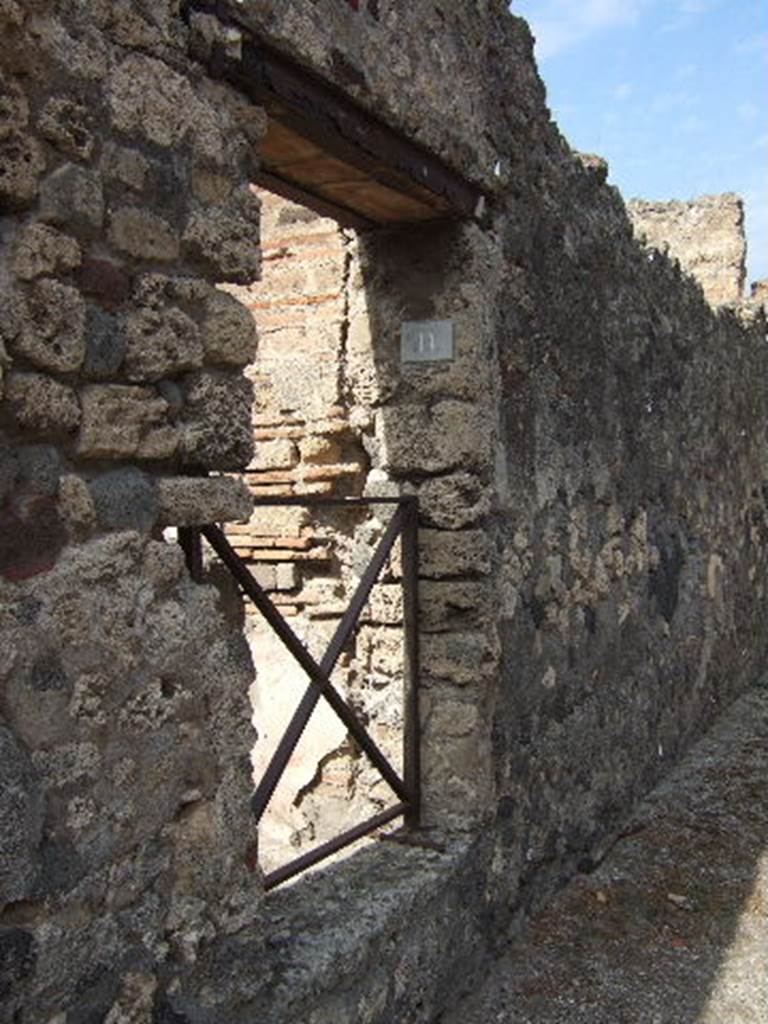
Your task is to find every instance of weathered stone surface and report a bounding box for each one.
[89,467,158,532]
[78,257,132,310]
[249,439,297,471]
[109,53,226,159]
[107,208,180,262]
[83,308,127,379]
[156,476,253,526]
[203,289,258,366]
[419,529,493,579]
[11,279,86,373]
[0,70,28,130]
[6,372,81,434]
[12,223,81,281]
[15,444,62,496]
[77,384,178,460]
[124,306,203,382]
[101,142,149,191]
[0,130,45,207]
[0,492,67,582]
[378,400,492,475]
[0,727,44,905]
[417,471,492,529]
[182,188,261,283]
[180,371,254,469]
[58,473,97,536]
[39,164,104,233]
[37,96,94,161]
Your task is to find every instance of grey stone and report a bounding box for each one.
[155,476,252,527]
[16,445,62,495]
[39,163,104,233]
[11,278,86,373]
[37,96,95,161]
[6,372,81,434]
[89,467,158,533]
[124,306,203,382]
[202,289,258,366]
[0,130,45,208]
[83,307,127,380]
[180,370,254,469]
[12,222,81,281]
[0,727,43,905]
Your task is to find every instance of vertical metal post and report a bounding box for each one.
[178,526,204,583]
[401,496,421,828]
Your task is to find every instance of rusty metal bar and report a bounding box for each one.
[262,802,409,891]
[250,495,407,507]
[200,520,410,814]
[401,497,421,828]
[245,503,408,819]
[178,526,204,582]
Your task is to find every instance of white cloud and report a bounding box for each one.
[515,0,648,60]
[614,82,634,100]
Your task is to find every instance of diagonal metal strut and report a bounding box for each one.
[201,512,410,820]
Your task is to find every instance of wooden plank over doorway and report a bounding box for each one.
[186,2,487,228]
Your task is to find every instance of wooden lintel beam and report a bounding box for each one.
[251,168,375,231]
[184,0,488,224]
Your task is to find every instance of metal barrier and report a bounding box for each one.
[178,495,420,890]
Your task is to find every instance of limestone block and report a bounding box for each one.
[249,439,297,471]
[37,96,94,161]
[156,476,253,526]
[378,400,492,475]
[0,130,45,208]
[78,384,178,460]
[108,208,180,262]
[11,279,86,373]
[420,630,499,686]
[202,289,258,366]
[39,164,104,233]
[6,372,81,434]
[182,188,261,284]
[12,223,81,281]
[180,371,254,470]
[419,580,492,632]
[417,471,492,529]
[247,504,308,538]
[419,529,493,578]
[299,435,342,465]
[275,562,298,590]
[124,307,203,382]
[427,697,479,738]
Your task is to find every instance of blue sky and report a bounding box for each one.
[512,0,768,285]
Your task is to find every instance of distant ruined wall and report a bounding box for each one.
[2,2,768,1023]
[627,194,747,306]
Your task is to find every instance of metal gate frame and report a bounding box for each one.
[179,495,420,890]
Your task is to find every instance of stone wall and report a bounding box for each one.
[0,4,266,1019]
[2,2,768,1022]
[627,194,747,306]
